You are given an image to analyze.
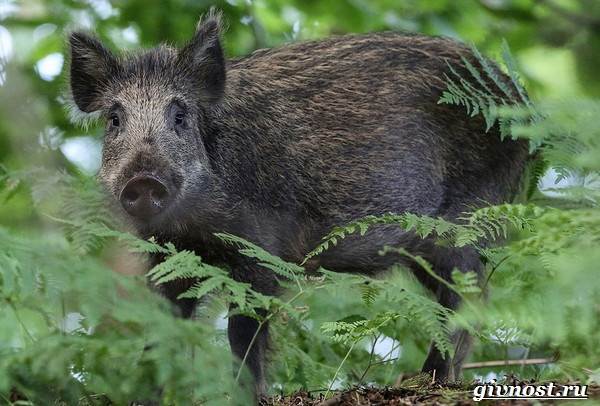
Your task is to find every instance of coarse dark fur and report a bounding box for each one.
[69,11,529,399]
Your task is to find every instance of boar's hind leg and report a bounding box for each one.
[414,244,482,382]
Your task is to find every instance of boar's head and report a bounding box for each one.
[69,13,226,236]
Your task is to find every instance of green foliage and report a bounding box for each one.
[322,312,403,346]
[0,221,248,405]
[300,40,600,392]
[439,40,539,150]
[305,204,545,263]
[505,100,600,184]
[450,270,481,295]
[440,43,600,384]
[317,269,454,357]
[146,243,288,321]
[0,171,465,403]
[217,233,304,282]
[25,170,115,255]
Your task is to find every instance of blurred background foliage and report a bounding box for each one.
[1,0,600,404]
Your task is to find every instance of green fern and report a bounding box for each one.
[321,312,403,345]
[303,212,457,263]
[394,288,454,357]
[359,282,382,307]
[439,41,540,148]
[305,204,546,264]
[26,170,115,254]
[451,270,482,295]
[216,232,304,281]
[317,268,454,357]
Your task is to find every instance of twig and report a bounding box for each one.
[394,373,404,388]
[463,357,555,369]
[235,289,305,383]
[481,254,510,294]
[358,334,379,383]
[246,2,267,49]
[9,302,35,342]
[536,0,600,29]
[325,341,356,398]
[371,357,399,367]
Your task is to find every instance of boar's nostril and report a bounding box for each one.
[119,175,170,219]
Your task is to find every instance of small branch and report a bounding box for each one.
[325,341,356,398]
[463,357,555,369]
[9,302,35,342]
[536,0,600,30]
[235,318,267,383]
[246,2,268,49]
[235,289,305,383]
[358,334,379,384]
[481,254,510,294]
[371,357,399,367]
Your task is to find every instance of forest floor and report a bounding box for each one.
[263,376,600,405]
[9,376,599,405]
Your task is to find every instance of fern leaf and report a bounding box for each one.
[216,233,304,280]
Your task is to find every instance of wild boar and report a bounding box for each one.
[69,11,528,397]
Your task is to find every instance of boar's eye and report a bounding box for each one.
[168,101,187,130]
[109,113,120,128]
[175,112,185,126]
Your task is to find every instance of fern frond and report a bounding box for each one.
[304,213,457,263]
[25,171,115,254]
[147,250,207,284]
[317,266,454,357]
[470,44,517,103]
[439,42,543,146]
[321,312,403,345]
[391,288,454,356]
[451,269,482,295]
[500,39,532,109]
[306,205,545,264]
[359,282,381,307]
[216,233,304,280]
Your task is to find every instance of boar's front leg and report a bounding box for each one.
[228,311,269,396]
[150,253,198,318]
[227,261,280,398]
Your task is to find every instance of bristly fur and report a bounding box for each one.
[68,13,529,398]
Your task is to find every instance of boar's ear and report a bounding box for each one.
[178,11,226,104]
[69,32,119,113]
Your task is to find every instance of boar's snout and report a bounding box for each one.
[119,175,171,220]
